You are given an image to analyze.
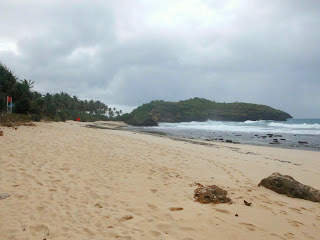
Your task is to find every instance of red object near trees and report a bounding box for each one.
[77,118,80,121]
[7,96,12,102]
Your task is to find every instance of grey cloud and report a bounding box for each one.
[0,0,319,117]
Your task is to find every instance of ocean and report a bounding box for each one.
[127,119,320,151]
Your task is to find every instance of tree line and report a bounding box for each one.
[0,62,122,122]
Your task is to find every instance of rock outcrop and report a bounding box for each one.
[131,118,158,127]
[258,173,320,202]
[194,185,232,204]
[121,98,293,126]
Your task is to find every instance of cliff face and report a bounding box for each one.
[122,98,292,126]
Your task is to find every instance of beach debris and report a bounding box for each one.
[226,140,233,143]
[298,141,308,144]
[0,193,10,200]
[0,130,3,136]
[258,173,320,202]
[194,185,232,204]
[235,214,239,217]
[280,138,286,141]
[244,200,252,206]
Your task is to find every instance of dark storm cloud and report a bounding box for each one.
[0,0,319,117]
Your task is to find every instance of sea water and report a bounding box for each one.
[129,119,320,151]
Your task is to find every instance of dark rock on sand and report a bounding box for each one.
[194,185,232,204]
[280,139,286,141]
[226,140,233,143]
[258,173,320,202]
[219,138,224,141]
[244,200,252,206]
[298,141,308,144]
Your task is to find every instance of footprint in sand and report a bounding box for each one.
[147,204,158,210]
[239,222,261,231]
[150,230,162,237]
[29,224,49,237]
[284,233,295,239]
[94,203,103,208]
[169,207,183,211]
[287,219,304,227]
[119,215,134,222]
[215,209,230,214]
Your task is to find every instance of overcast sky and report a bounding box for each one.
[0,0,319,117]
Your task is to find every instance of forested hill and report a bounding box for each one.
[0,63,121,122]
[121,98,293,126]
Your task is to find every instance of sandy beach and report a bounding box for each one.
[0,121,319,240]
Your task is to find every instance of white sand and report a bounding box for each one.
[0,121,319,240]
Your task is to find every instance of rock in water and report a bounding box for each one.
[194,185,232,204]
[258,173,320,202]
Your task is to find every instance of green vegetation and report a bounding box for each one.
[0,62,121,123]
[122,98,292,126]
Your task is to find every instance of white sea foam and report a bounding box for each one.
[155,120,320,135]
[268,122,320,129]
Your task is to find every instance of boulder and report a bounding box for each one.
[258,173,320,202]
[132,118,158,127]
[194,185,232,204]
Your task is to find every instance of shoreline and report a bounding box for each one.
[86,121,320,153]
[1,121,319,239]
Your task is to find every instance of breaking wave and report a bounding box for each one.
[155,119,320,135]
